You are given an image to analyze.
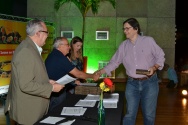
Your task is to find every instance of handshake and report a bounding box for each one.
[50,68,106,93]
[93,69,105,81]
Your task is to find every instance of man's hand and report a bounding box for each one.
[93,72,100,81]
[52,83,64,92]
[75,80,81,85]
[49,79,56,85]
[148,66,156,76]
[94,70,102,76]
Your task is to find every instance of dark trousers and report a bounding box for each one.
[48,89,67,112]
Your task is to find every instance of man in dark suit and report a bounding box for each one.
[4,19,64,125]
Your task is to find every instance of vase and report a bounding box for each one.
[98,97,105,125]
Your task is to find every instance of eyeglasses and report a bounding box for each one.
[122,27,132,31]
[39,30,49,35]
[59,43,70,47]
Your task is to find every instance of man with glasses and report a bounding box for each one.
[45,37,100,112]
[95,18,165,125]
[4,19,64,125]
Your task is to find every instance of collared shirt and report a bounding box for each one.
[104,35,165,78]
[33,42,43,55]
[167,68,178,84]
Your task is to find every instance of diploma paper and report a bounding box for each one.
[84,94,100,101]
[40,116,65,124]
[56,75,76,85]
[61,107,87,116]
[75,100,97,107]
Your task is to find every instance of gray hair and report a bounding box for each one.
[53,37,62,49]
[26,19,44,36]
[53,37,68,49]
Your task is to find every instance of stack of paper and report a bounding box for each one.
[101,93,119,108]
[75,100,96,107]
[61,107,87,116]
[103,93,119,102]
[103,101,118,108]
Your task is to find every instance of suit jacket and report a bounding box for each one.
[4,37,52,125]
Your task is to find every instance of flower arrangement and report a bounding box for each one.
[99,78,113,92]
[98,78,113,125]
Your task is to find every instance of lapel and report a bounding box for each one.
[25,37,46,71]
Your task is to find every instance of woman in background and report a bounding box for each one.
[67,36,84,93]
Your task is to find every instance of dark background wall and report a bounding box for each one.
[176,1,188,29]
[0,0,27,17]
[175,1,188,71]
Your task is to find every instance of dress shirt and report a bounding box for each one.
[104,35,165,78]
[33,41,43,55]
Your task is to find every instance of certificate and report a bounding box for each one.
[56,75,76,85]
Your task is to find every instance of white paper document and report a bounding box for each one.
[61,107,87,116]
[103,101,118,108]
[75,100,97,107]
[84,94,100,101]
[79,83,98,86]
[103,93,119,102]
[56,75,76,85]
[58,119,75,125]
[40,116,65,124]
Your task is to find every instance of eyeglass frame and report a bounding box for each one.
[122,27,133,31]
[59,43,70,47]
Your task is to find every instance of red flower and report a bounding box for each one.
[103,78,113,88]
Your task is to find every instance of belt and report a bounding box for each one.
[129,75,152,81]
